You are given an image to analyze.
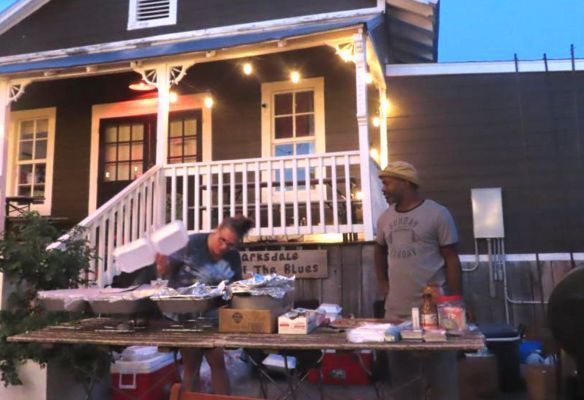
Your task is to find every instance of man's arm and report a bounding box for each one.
[439,244,463,295]
[374,243,389,300]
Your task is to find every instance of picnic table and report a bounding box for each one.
[8,318,484,352]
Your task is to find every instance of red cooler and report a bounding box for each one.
[308,350,373,385]
[111,349,178,400]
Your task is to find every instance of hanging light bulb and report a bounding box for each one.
[243,63,253,75]
[290,71,301,84]
[169,91,178,103]
[365,73,373,85]
[372,116,381,127]
[204,96,214,108]
[382,97,391,114]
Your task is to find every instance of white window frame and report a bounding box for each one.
[7,108,57,216]
[127,0,177,31]
[261,77,326,202]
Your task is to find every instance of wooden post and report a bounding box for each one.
[379,83,389,169]
[155,65,170,226]
[0,80,10,238]
[354,33,374,241]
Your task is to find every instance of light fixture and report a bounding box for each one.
[243,63,253,75]
[365,73,373,85]
[290,71,301,84]
[372,116,381,127]
[382,97,391,114]
[370,148,379,161]
[355,191,364,200]
[204,96,214,108]
[129,80,156,91]
[169,91,178,103]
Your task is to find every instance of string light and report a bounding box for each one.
[381,97,391,114]
[290,71,301,84]
[365,73,373,85]
[204,96,214,108]
[243,63,253,75]
[169,91,178,103]
[370,148,379,161]
[372,116,381,127]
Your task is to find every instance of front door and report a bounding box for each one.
[97,110,202,206]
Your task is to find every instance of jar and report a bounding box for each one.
[437,295,466,333]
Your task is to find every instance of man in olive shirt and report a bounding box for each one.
[374,161,463,400]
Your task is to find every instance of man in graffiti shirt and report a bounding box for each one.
[156,215,253,395]
[374,161,462,400]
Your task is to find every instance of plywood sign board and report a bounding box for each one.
[240,250,328,278]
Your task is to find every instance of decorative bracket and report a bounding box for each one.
[132,62,194,89]
[8,80,32,103]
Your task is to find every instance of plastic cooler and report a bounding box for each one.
[478,323,523,392]
[111,350,178,400]
[307,350,373,385]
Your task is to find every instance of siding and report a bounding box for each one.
[0,0,376,56]
[9,47,358,224]
[387,72,584,253]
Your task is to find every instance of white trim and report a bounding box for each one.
[261,77,326,158]
[88,94,211,213]
[0,0,50,36]
[573,253,584,261]
[260,77,325,203]
[459,253,582,263]
[127,0,177,31]
[386,59,584,77]
[7,107,56,215]
[538,253,573,262]
[0,8,380,67]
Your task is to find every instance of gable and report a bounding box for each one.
[0,0,377,57]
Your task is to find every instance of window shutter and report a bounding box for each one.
[136,0,171,21]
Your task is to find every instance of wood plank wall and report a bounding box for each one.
[245,242,584,338]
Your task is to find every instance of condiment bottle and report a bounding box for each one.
[420,286,438,329]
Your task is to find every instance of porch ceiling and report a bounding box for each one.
[386,0,439,63]
[0,15,383,76]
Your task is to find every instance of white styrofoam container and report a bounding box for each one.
[121,346,159,362]
[113,238,156,274]
[111,352,174,375]
[149,220,188,255]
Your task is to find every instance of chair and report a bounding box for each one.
[169,383,257,400]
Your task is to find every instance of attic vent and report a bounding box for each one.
[128,0,177,30]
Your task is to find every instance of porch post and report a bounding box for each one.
[354,32,375,241]
[155,65,171,226]
[0,80,10,238]
[379,82,389,169]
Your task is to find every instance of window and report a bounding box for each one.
[103,121,146,182]
[261,78,325,189]
[8,108,56,215]
[128,0,177,30]
[168,111,202,164]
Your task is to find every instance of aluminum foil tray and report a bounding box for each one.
[152,296,221,314]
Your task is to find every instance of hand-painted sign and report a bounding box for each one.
[240,250,328,278]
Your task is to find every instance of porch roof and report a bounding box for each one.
[0,15,383,75]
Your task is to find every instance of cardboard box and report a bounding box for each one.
[278,310,322,334]
[458,354,499,400]
[219,306,287,333]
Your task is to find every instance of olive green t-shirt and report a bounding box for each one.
[376,199,458,320]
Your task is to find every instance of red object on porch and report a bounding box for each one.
[169,383,257,400]
[307,350,373,385]
[111,352,178,400]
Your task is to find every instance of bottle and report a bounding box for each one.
[420,286,438,329]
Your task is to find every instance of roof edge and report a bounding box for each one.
[387,58,584,76]
[0,0,50,36]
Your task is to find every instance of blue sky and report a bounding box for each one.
[0,0,582,62]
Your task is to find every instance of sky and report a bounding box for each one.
[0,0,582,62]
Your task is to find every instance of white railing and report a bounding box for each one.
[53,151,388,287]
[163,151,366,237]
[63,165,164,287]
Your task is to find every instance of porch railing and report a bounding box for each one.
[163,151,365,237]
[52,151,386,287]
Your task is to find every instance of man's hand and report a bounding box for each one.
[155,253,170,278]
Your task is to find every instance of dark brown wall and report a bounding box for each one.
[10,47,358,224]
[0,0,376,56]
[387,72,584,254]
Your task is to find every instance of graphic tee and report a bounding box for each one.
[168,233,242,288]
[376,200,458,320]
